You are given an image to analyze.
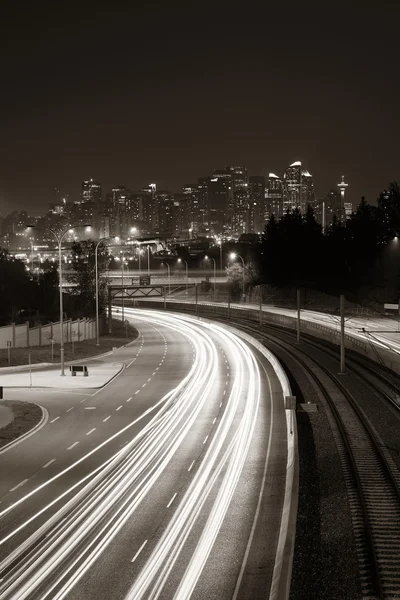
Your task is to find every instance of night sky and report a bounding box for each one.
[1,1,399,214]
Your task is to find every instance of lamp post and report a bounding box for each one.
[163,262,171,295]
[205,255,216,301]
[147,245,151,276]
[178,258,188,295]
[230,252,246,302]
[27,224,91,375]
[218,241,223,271]
[137,244,141,276]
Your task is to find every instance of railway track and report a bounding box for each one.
[229,318,400,599]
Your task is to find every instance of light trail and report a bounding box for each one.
[0,310,265,600]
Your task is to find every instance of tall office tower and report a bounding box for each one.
[172,194,190,238]
[197,177,211,232]
[111,186,133,238]
[265,173,284,221]
[182,184,200,234]
[157,195,175,237]
[82,179,102,205]
[208,175,231,235]
[228,165,249,237]
[137,184,156,235]
[282,161,315,213]
[323,189,342,227]
[248,176,265,232]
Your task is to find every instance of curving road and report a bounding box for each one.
[0,309,288,599]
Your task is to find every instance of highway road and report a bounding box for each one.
[0,309,288,599]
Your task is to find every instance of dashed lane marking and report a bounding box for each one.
[188,460,195,472]
[103,416,111,422]
[203,435,209,444]
[167,492,177,508]
[42,459,56,469]
[66,407,74,413]
[10,479,28,492]
[126,397,132,402]
[86,428,96,436]
[116,406,123,411]
[131,540,148,563]
[67,442,79,450]
[212,417,217,424]
[135,390,140,395]
[50,417,60,424]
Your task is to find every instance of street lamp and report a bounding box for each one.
[178,258,188,295]
[162,262,171,295]
[229,252,246,302]
[204,255,216,301]
[147,245,151,276]
[26,224,91,375]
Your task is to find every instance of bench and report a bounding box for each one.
[70,365,89,377]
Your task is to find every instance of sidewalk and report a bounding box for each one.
[0,361,124,389]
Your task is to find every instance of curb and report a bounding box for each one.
[1,363,125,390]
[0,404,49,455]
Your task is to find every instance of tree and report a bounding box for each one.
[67,241,109,318]
[0,248,33,325]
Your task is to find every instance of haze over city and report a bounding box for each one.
[1,1,399,213]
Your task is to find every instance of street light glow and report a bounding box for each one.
[229,252,236,259]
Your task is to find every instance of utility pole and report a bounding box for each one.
[296,289,301,343]
[340,294,346,374]
[195,283,198,316]
[163,286,166,310]
[259,285,263,326]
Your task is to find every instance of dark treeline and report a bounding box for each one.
[0,248,59,326]
[259,182,400,302]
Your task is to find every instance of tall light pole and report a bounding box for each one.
[147,245,151,276]
[205,255,216,301]
[178,258,188,295]
[163,262,171,295]
[230,252,246,302]
[95,237,116,346]
[27,224,91,375]
[218,240,223,271]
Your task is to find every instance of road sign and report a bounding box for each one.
[139,275,151,286]
[384,303,399,310]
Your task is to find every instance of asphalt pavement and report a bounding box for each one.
[0,309,288,599]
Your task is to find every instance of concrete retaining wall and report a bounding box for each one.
[0,318,96,349]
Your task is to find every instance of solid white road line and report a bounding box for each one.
[103,416,111,422]
[67,442,79,450]
[131,540,148,563]
[42,459,56,469]
[167,492,177,508]
[86,428,96,436]
[49,417,60,424]
[10,479,28,492]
